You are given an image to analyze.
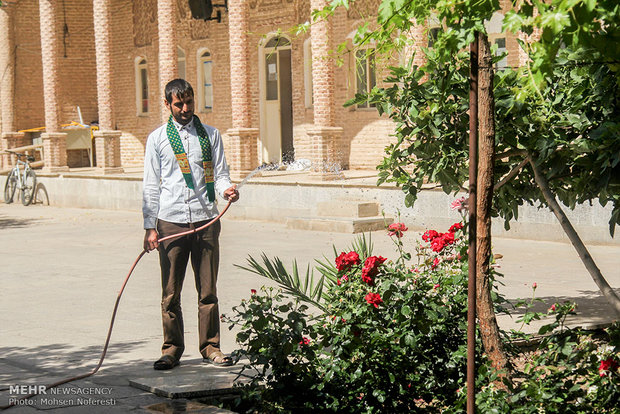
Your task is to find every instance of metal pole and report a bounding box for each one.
[467,31,479,414]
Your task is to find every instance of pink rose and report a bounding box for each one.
[299,337,311,346]
[431,257,440,270]
[451,197,468,212]
[387,222,408,238]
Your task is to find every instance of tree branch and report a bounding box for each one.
[528,153,620,316]
[494,156,530,192]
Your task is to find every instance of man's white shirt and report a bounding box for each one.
[142,118,232,229]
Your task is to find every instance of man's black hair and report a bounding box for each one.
[165,79,194,103]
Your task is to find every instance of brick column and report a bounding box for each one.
[226,0,259,179]
[2,132,26,168]
[157,0,178,123]
[93,130,123,174]
[307,126,344,180]
[310,0,343,180]
[0,7,15,134]
[93,0,123,174]
[39,0,68,172]
[42,132,68,171]
[1,6,18,170]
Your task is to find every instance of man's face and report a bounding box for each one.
[165,93,194,125]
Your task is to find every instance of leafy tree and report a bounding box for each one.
[334,0,620,315]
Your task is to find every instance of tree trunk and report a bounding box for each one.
[476,34,510,376]
[528,156,620,316]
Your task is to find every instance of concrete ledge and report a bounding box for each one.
[287,216,392,233]
[2,171,617,245]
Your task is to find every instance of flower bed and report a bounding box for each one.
[224,212,619,413]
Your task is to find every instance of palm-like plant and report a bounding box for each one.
[235,234,373,311]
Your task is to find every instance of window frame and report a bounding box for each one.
[135,57,149,116]
[353,47,377,109]
[178,46,186,80]
[197,49,214,112]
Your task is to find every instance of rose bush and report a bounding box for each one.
[225,214,618,413]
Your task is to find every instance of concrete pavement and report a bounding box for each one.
[0,203,618,412]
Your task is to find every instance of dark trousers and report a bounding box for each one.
[156,219,221,360]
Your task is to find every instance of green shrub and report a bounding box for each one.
[224,215,619,413]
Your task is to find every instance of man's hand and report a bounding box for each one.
[144,229,159,252]
[223,185,239,203]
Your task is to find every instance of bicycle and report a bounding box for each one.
[3,150,37,206]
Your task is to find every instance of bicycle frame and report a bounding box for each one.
[4,151,37,205]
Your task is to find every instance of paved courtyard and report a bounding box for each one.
[0,203,618,412]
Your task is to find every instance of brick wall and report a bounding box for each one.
[13,0,45,132]
[9,0,530,171]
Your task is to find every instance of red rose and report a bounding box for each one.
[422,230,440,242]
[449,222,463,233]
[431,257,440,269]
[430,238,444,252]
[430,232,456,252]
[365,292,383,308]
[361,256,387,284]
[299,337,311,346]
[387,222,408,238]
[599,358,619,377]
[251,289,257,295]
[335,251,361,272]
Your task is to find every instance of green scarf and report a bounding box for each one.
[166,115,215,202]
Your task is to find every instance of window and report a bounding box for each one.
[198,50,213,110]
[265,36,290,49]
[178,47,186,79]
[494,38,508,70]
[355,49,376,108]
[304,38,313,108]
[135,58,149,114]
[263,36,291,102]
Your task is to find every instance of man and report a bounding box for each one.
[143,78,238,370]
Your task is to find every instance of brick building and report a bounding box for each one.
[0,0,525,177]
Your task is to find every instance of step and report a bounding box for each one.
[286,216,393,233]
[316,201,379,218]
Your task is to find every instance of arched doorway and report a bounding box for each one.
[259,35,294,164]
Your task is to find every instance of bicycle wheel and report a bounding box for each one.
[4,170,17,204]
[21,168,36,206]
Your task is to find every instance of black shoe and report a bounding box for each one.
[153,355,180,370]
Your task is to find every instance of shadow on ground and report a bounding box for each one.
[0,339,151,388]
[0,215,45,230]
[501,290,619,329]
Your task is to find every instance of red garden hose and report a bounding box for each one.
[1,199,233,410]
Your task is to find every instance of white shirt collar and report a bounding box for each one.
[171,117,194,133]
